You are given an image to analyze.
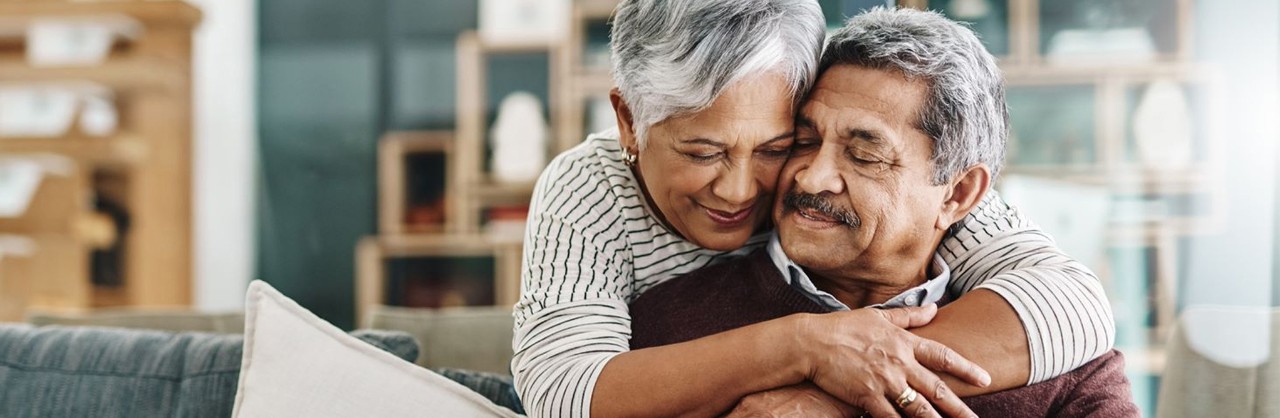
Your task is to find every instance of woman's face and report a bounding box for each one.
[616,74,796,251]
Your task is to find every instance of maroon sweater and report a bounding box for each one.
[629,248,1139,418]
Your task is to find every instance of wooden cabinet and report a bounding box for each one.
[0,1,200,320]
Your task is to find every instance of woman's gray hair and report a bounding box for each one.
[610,0,826,148]
[821,7,1008,184]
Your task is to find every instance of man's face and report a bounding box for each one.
[774,64,951,284]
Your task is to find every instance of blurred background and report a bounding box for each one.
[0,0,1275,416]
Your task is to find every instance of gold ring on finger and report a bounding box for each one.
[895,387,918,409]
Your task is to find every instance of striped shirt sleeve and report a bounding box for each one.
[512,149,635,418]
[939,190,1117,384]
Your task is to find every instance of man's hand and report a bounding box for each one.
[725,383,861,418]
[794,305,990,418]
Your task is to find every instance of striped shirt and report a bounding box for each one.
[513,129,1116,418]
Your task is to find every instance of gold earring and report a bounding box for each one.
[623,149,638,167]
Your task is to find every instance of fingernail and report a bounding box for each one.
[980,372,991,387]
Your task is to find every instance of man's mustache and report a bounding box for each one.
[783,192,861,228]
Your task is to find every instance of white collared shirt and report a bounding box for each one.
[765,233,952,310]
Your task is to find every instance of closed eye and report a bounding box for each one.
[794,136,820,147]
[684,152,721,163]
[756,147,791,158]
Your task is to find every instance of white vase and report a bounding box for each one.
[490,91,548,183]
[1132,79,1194,168]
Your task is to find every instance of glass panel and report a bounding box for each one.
[1039,0,1179,61]
[1006,84,1097,167]
[385,256,496,308]
[927,0,1010,56]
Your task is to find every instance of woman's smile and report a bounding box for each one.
[702,204,754,227]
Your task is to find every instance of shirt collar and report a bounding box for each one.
[766,233,952,311]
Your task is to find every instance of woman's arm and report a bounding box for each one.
[593,306,986,418]
[513,154,637,418]
[720,291,1022,416]
[911,289,1029,395]
[932,190,1115,387]
[717,192,1113,413]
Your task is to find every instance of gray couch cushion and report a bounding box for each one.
[0,324,418,418]
[27,310,246,334]
[367,305,514,374]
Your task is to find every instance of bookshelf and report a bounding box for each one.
[0,1,200,320]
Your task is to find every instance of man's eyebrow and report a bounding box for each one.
[845,128,886,144]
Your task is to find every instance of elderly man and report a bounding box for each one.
[629,8,1138,418]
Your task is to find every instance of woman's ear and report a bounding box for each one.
[610,87,638,151]
[935,164,991,230]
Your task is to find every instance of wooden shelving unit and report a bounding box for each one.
[377,131,454,236]
[451,30,566,234]
[354,3,619,321]
[354,233,522,326]
[0,1,200,320]
[0,136,148,166]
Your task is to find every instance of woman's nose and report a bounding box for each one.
[712,163,758,207]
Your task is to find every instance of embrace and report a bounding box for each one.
[514,2,1135,417]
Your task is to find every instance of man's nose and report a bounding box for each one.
[712,161,757,207]
[794,148,844,195]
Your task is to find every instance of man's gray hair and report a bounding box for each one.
[822,7,1008,184]
[610,0,826,148]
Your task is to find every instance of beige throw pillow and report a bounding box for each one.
[232,280,521,418]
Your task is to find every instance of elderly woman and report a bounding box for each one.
[514,1,1115,417]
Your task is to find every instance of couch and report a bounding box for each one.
[1,305,522,417]
[0,320,417,417]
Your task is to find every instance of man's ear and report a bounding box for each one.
[936,164,991,230]
[609,87,639,152]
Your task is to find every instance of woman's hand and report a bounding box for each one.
[794,304,990,418]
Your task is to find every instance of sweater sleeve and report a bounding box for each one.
[511,153,634,418]
[1055,351,1142,418]
[939,190,1116,384]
